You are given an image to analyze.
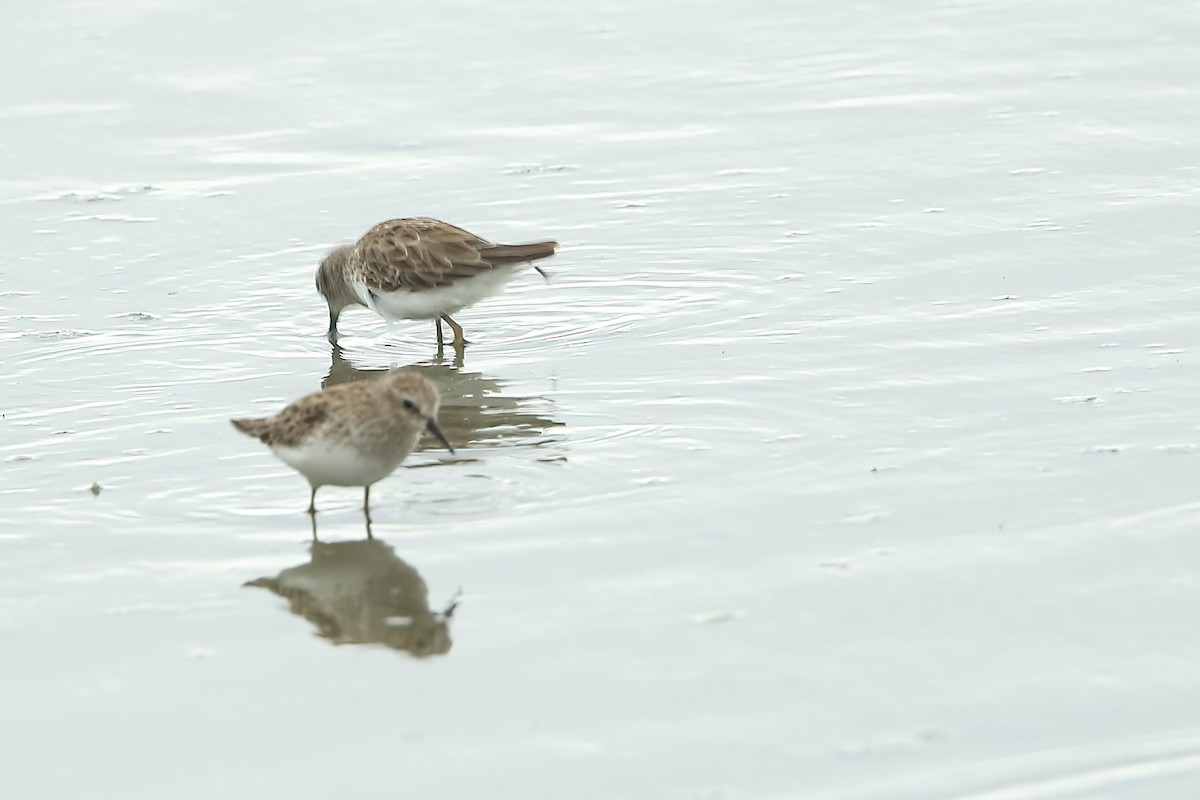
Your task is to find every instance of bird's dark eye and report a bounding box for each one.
[402,399,416,412]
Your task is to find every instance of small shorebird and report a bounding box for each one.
[315,217,558,348]
[231,371,453,517]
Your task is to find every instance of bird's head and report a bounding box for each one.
[315,246,362,338]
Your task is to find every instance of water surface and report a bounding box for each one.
[4,0,1200,797]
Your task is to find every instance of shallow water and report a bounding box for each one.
[4,0,1200,797]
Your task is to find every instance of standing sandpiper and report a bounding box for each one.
[314,217,558,349]
[231,371,453,517]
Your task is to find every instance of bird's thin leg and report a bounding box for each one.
[363,485,372,524]
[307,487,317,516]
[309,513,319,543]
[441,314,468,350]
[436,318,445,347]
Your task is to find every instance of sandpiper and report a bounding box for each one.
[231,371,453,516]
[314,217,558,348]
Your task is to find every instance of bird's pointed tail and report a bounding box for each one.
[482,240,558,264]
[231,418,271,441]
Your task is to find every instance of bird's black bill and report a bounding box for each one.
[442,587,463,619]
[426,418,454,454]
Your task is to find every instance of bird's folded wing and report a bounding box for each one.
[356,219,493,292]
[263,396,330,447]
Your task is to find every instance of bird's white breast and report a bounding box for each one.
[356,265,521,322]
[272,436,404,488]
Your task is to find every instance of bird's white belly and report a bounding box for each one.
[272,438,401,487]
[357,266,520,322]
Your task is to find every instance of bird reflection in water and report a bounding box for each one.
[245,516,458,657]
[324,342,563,453]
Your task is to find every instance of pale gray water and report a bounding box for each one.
[3,0,1200,797]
